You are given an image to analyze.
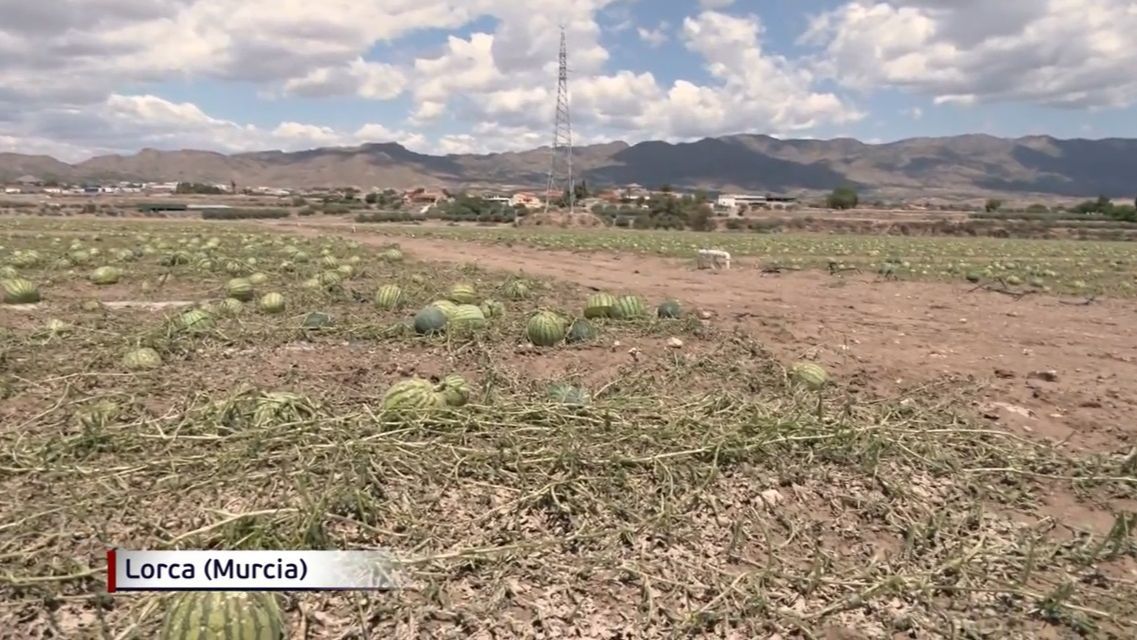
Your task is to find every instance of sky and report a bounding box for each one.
[1,0,1136,162]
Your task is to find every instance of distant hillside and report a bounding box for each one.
[2,134,1135,199]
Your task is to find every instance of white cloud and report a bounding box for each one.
[281,59,406,100]
[802,0,1137,108]
[0,93,428,162]
[407,9,860,150]
[637,23,669,48]
[9,0,1130,160]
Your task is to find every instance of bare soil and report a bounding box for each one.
[272,221,1137,457]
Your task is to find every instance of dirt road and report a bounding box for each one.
[276,221,1137,455]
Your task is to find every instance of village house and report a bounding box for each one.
[509,192,543,208]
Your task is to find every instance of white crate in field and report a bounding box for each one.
[696,248,732,270]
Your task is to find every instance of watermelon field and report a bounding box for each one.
[1,216,1135,638]
[359,223,1137,297]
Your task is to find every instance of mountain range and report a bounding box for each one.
[2,133,1135,199]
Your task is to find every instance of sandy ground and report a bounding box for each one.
[271,220,1137,460]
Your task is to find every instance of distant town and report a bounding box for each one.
[1,174,803,218]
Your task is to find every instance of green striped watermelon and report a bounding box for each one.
[317,271,343,289]
[527,311,565,346]
[375,284,404,310]
[566,319,596,344]
[437,374,470,407]
[122,348,162,371]
[549,383,590,407]
[89,266,122,285]
[791,362,829,390]
[479,299,505,318]
[583,292,617,319]
[450,304,487,331]
[429,299,460,320]
[503,280,531,300]
[247,272,269,286]
[381,248,404,262]
[611,295,645,320]
[383,378,444,412]
[177,308,214,333]
[448,283,478,304]
[218,298,245,315]
[2,277,40,304]
[159,591,283,640]
[226,278,254,301]
[258,293,286,314]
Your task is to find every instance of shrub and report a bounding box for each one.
[826,186,859,210]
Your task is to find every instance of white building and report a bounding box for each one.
[716,194,768,210]
[716,193,797,213]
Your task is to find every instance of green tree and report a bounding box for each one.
[573,179,589,201]
[984,198,1003,212]
[364,192,379,205]
[826,186,859,210]
[686,203,714,231]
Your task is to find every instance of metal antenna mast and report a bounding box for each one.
[544,26,574,214]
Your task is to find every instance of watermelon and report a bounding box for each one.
[248,272,269,286]
[258,293,286,314]
[302,311,333,329]
[122,348,162,371]
[448,283,478,304]
[791,362,829,390]
[656,299,682,319]
[218,298,245,315]
[549,383,590,407]
[0,266,17,279]
[375,284,403,310]
[159,591,283,640]
[414,306,448,335]
[89,266,122,285]
[527,311,565,346]
[2,278,40,304]
[450,304,487,331]
[383,378,444,412]
[318,271,343,289]
[226,278,254,301]
[479,299,505,318]
[437,374,470,407]
[583,292,617,319]
[566,319,596,344]
[381,248,404,262]
[429,299,460,319]
[503,280,530,300]
[611,295,645,320]
[321,255,339,268]
[177,308,214,333]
